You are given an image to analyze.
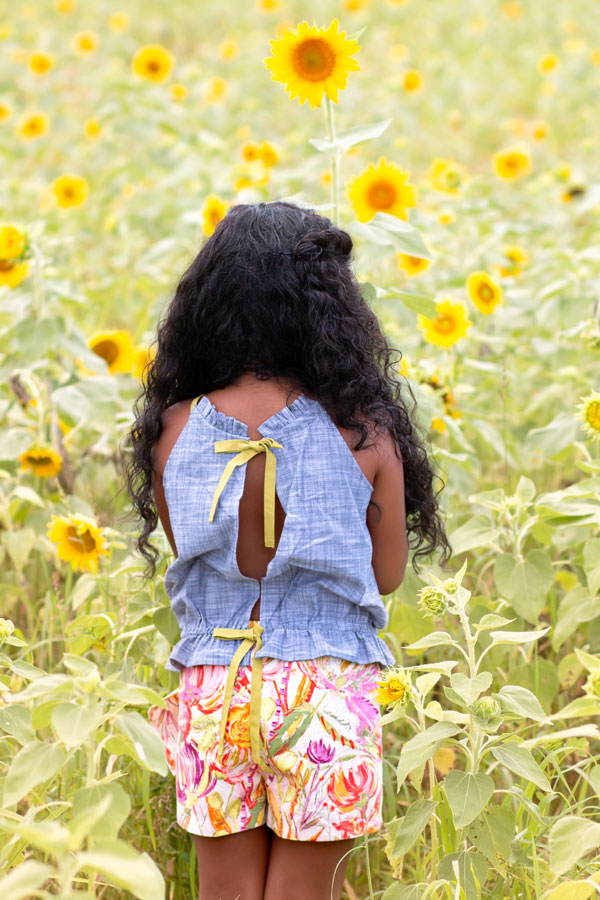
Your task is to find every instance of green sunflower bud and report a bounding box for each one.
[0,618,15,643]
[417,585,448,617]
[472,695,502,720]
[583,668,600,700]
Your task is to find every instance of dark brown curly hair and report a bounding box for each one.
[122,200,452,579]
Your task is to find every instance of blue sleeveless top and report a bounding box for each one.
[162,392,396,671]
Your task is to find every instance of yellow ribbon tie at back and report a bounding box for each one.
[212,620,270,773]
[209,436,283,549]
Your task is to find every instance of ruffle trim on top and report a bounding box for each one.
[164,622,396,672]
[194,393,313,437]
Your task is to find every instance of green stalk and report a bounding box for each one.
[363,831,375,900]
[324,96,341,226]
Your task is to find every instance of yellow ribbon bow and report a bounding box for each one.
[212,620,270,773]
[209,437,283,549]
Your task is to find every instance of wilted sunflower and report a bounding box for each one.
[492,145,532,179]
[52,173,89,208]
[348,156,418,222]
[0,223,26,259]
[88,329,135,374]
[17,111,49,139]
[47,513,108,574]
[577,390,600,441]
[132,44,174,82]
[201,194,227,237]
[466,271,503,315]
[373,666,413,711]
[264,19,360,108]
[417,298,472,349]
[396,252,430,276]
[19,445,62,478]
[0,260,29,289]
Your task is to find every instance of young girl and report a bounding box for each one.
[126,200,451,900]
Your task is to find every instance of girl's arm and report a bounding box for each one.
[366,430,409,595]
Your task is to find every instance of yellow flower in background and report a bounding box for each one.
[258,0,280,11]
[84,117,101,139]
[201,194,228,236]
[219,39,239,60]
[17,111,49,139]
[121,183,135,198]
[403,68,422,91]
[55,0,75,11]
[264,19,360,108]
[577,390,600,441]
[466,271,503,315]
[374,666,413,711]
[258,141,279,166]
[389,43,410,61]
[538,53,559,73]
[19,445,62,478]
[590,49,600,66]
[531,121,548,140]
[428,157,468,194]
[52,174,89,208]
[88,329,135,374]
[0,102,12,121]
[431,416,446,433]
[169,83,187,101]
[347,156,418,222]
[0,260,29,288]
[131,344,156,380]
[498,243,529,277]
[240,141,260,162]
[492,145,532,179]
[0,223,26,259]
[203,76,228,103]
[235,175,253,190]
[72,31,98,54]
[396,252,430,276]
[108,12,130,33]
[320,169,332,187]
[398,357,411,377]
[501,2,522,18]
[343,0,368,12]
[47,513,108,574]
[132,44,174,82]
[28,51,54,76]
[417,298,472,349]
[437,208,455,225]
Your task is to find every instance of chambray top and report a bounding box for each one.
[162,392,396,671]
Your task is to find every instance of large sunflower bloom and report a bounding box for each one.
[0,223,26,259]
[88,329,135,374]
[19,445,62,478]
[47,513,108,574]
[417,298,472,349]
[264,19,360,108]
[373,666,413,711]
[466,271,503,315]
[347,156,418,222]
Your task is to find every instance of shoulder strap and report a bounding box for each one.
[190,394,204,412]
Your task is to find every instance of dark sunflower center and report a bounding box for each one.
[0,260,14,271]
[367,180,397,210]
[435,316,455,334]
[66,526,96,553]
[31,454,53,466]
[92,339,119,364]
[292,38,335,82]
[478,284,494,301]
[147,59,161,73]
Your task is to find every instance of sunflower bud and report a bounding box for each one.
[472,695,502,720]
[417,585,448,617]
[442,578,459,595]
[0,618,15,642]
[583,668,600,699]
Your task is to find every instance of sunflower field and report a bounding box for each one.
[1,0,600,897]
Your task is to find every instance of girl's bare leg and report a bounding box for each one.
[193,824,273,900]
[263,834,357,900]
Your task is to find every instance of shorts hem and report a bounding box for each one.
[178,818,383,841]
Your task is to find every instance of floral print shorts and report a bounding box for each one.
[147,656,384,841]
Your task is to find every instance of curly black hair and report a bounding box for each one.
[123,200,452,579]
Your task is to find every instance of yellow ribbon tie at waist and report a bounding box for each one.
[209,437,283,549]
[212,621,270,773]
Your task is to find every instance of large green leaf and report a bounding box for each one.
[350,212,432,258]
[497,685,549,723]
[113,712,168,775]
[396,722,461,789]
[491,744,552,791]
[391,799,437,857]
[548,816,600,876]
[308,118,392,155]
[72,782,132,842]
[51,701,103,747]
[449,515,501,555]
[444,771,495,827]
[493,550,554,624]
[583,538,600,595]
[466,805,515,875]
[2,741,65,806]
[438,851,488,900]
[76,839,165,900]
[0,860,54,900]
[450,672,492,706]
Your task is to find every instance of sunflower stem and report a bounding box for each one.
[324,96,341,227]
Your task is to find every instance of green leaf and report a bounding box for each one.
[550,697,600,721]
[403,632,459,652]
[497,685,549,723]
[76,839,165,900]
[450,672,492,706]
[308,118,392,155]
[493,550,555,624]
[62,654,99,677]
[386,290,438,319]
[548,816,600,876]
[449,515,501,555]
[553,585,600,649]
[489,627,550,646]
[391,799,437,857]
[51,701,103,747]
[72,782,131,842]
[152,606,180,646]
[474,614,516,631]
[397,722,461,789]
[466,805,515,875]
[2,741,65,806]
[2,528,36,571]
[438,851,488,900]
[514,476,536,504]
[350,212,432,258]
[8,673,73,702]
[444,771,495,827]
[491,744,552,791]
[113,712,168,775]
[525,412,581,460]
[0,705,36,745]
[0,859,54,900]
[546,883,597,900]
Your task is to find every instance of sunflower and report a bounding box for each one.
[264,19,360,108]
[577,390,600,441]
[0,259,29,289]
[88,329,135,374]
[201,194,227,237]
[169,83,187,102]
[428,157,468,194]
[240,140,260,162]
[219,39,238,60]
[417,298,472,349]
[437,208,455,225]
[497,243,529,277]
[132,44,174,82]
[373,666,413,711]
[396,252,430,276]
[52,173,89,208]
[492,145,532,179]
[348,156,418,222]
[17,111,49,139]
[19,445,62,478]
[466,271,503,315]
[131,344,156,380]
[538,53,559,73]
[28,51,54,75]
[403,68,422,91]
[84,117,101,139]
[0,102,12,121]
[72,31,98,54]
[47,513,108,574]
[258,141,279,166]
[501,2,523,19]
[55,0,75,11]
[531,121,548,140]
[431,416,447,434]
[202,76,228,103]
[0,223,26,259]
[108,12,129,33]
